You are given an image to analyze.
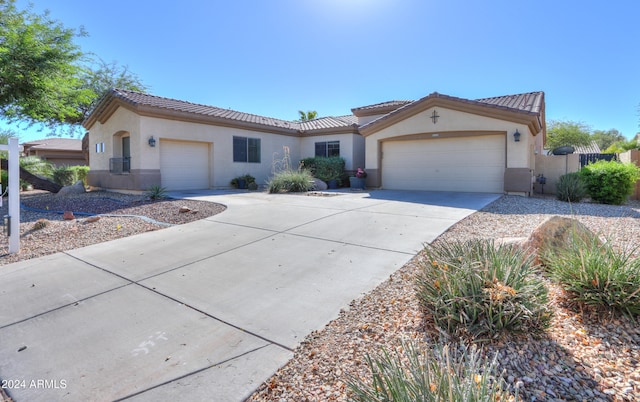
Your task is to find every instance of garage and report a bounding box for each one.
[381,134,505,193]
[160,140,211,190]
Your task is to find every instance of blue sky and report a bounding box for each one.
[4,0,639,142]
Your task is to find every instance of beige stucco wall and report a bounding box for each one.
[365,107,534,169]
[364,107,537,191]
[532,154,580,194]
[140,115,301,187]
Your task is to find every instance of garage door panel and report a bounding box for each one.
[382,135,505,193]
[160,140,210,191]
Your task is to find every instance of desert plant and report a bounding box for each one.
[541,232,640,316]
[348,340,514,401]
[580,160,640,205]
[70,165,90,186]
[52,165,77,186]
[32,218,49,231]
[20,156,54,178]
[267,169,314,193]
[145,185,168,200]
[556,172,587,202]
[416,239,551,340]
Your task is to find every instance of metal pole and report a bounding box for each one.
[8,137,19,254]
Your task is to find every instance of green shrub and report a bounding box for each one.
[52,166,77,186]
[541,232,640,317]
[267,169,314,193]
[145,185,168,200]
[70,165,90,186]
[580,160,640,205]
[416,239,551,340]
[20,156,54,178]
[348,341,514,401]
[556,172,587,202]
[300,156,345,184]
[230,174,256,189]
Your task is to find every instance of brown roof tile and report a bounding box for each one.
[21,138,82,151]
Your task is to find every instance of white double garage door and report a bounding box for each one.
[382,134,505,193]
[160,140,211,191]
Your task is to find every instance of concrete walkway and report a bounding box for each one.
[0,190,499,401]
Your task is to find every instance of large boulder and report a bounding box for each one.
[522,216,597,264]
[56,180,86,197]
[311,178,328,191]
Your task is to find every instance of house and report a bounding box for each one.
[83,89,546,194]
[21,138,86,167]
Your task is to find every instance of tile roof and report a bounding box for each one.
[21,138,82,151]
[108,89,299,130]
[351,100,413,113]
[86,89,545,136]
[475,92,545,114]
[569,141,601,154]
[298,115,358,131]
[359,91,545,134]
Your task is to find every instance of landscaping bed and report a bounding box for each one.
[0,190,226,266]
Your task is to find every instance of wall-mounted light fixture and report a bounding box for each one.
[513,129,521,142]
[148,136,156,147]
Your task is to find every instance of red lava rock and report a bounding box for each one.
[63,211,75,220]
[85,216,101,223]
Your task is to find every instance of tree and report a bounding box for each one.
[603,138,639,154]
[0,0,90,127]
[591,129,625,151]
[298,110,318,121]
[545,120,592,150]
[0,1,147,136]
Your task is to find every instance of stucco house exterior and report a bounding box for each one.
[83,89,545,194]
[21,138,86,167]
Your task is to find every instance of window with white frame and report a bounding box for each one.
[95,142,105,153]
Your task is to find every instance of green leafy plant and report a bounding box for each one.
[145,185,168,200]
[348,340,514,401]
[300,156,345,184]
[580,160,640,205]
[267,169,314,193]
[541,232,640,317]
[52,165,77,186]
[416,239,551,340]
[556,172,587,202]
[230,174,256,189]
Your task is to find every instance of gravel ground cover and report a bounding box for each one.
[0,190,226,266]
[249,195,640,402]
[1,192,639,401]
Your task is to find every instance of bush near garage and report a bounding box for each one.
[580,160,640,205]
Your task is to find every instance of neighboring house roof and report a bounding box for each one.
[547,141,602,155]
[22,138,82,151]
[359,91,546,136]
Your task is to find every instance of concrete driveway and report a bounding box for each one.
[0,190,499,401]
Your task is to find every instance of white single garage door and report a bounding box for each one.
[382,134,505,193]
[160,140,210,190]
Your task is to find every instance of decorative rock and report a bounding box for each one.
[179,206,191,213]
[85,216,101,223]
[56,180,86,196]
[522,216,597,264]
[311,178,328,191]
[63,210,75,220]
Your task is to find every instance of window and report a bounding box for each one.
[315,141,340,157]
[95,143,105,153]
[233,136,261,163]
